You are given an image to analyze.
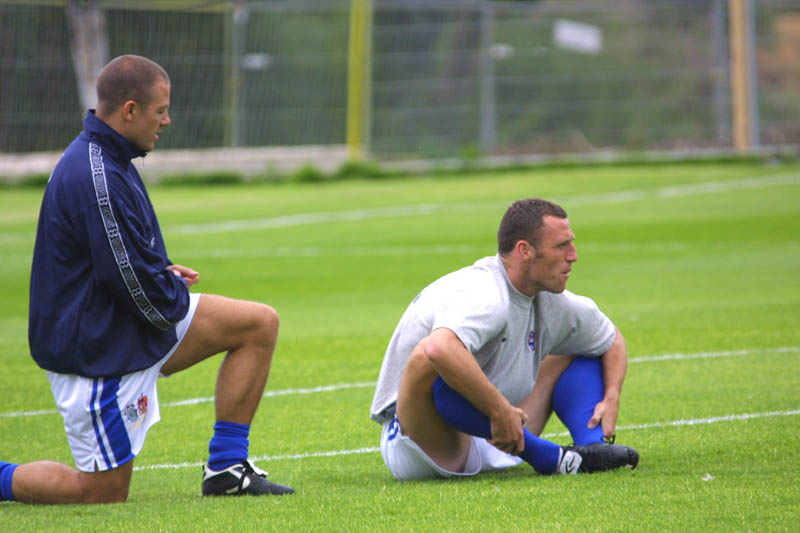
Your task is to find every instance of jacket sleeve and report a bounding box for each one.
[84,171,190,331]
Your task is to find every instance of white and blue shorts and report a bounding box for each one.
[46,293,200,472]
[380,413,523,481]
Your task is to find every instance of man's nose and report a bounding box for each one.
[567,243,578,262]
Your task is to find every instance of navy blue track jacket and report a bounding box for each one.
[29,111,190,377]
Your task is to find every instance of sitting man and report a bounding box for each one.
[370,198,639,480]
[0,55,293,504]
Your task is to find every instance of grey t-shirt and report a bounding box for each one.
[369,255,616,424]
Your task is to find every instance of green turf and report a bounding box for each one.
[1,160,798,531]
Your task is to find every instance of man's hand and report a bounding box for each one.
[489,403,528,455]
[587,394,619,442]
[167,264,199,287]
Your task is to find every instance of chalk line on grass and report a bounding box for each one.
[166,382,376,407]
[628,346,800,362]
[172,244,487,259]
[170,204,439,235]
[2,347,797,419]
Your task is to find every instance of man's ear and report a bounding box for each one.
[121,100,137,122]
[516,239,536,262]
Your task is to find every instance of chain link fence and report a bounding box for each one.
[1,0,799,172]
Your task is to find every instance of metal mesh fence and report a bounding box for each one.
[757,0,800,145]
[1,0,799,163]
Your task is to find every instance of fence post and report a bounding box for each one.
[711,0,730,144]
[224,1,247,147]
[347,0,373,160]
[65,0,109,115]
[729,0,759,151]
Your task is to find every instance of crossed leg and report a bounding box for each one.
[395,341,473,473]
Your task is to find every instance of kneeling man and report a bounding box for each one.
[0,55,292,504]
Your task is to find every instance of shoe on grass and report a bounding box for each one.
[558,443,639,474]
[202,459,294,496]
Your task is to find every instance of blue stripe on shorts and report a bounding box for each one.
[90,377,133,470]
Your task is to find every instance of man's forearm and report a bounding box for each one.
[602,328,627,402]
[424,328,510,420]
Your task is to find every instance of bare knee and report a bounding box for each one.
[259,304,279,335]
[77,469,131,504]
[405,340,435,376]
[250,303,279,347]
[78,461,133,504]
[79,480,129,503]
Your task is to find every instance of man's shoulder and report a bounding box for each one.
[537,290,603,322]
[55,132,89,164]
[48,135,90,189]
[55,132,131,183]
[435,259,509,317]
[442,257,505,293]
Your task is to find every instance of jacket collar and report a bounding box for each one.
[83,110,147,165]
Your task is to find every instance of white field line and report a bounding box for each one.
[167,174,800,236]
[555,173,800,207]
[172,244,487,259]
[629,346,800,362]
[170,204,438,235]
[0,382,378,417]
[133,408,800,471]
[2,173,797,246]
[166,382,377,407]
[2,347,797,419]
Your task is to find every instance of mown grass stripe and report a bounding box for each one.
[167,174,800,236]
[133,408,800,471]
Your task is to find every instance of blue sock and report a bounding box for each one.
[0,461,19,502]
[432,377,562,475]
[208,421,250,471]
[552,356,605,446]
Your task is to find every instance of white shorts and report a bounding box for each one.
[46,293,200,472]
[380,414,523,481]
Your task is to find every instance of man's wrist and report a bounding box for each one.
[602,390,621,404]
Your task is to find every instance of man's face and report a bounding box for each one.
[527,215,578,294]
[128,80,170,152]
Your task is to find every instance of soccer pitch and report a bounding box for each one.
[1,160,798,530]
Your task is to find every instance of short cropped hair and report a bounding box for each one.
[497,198,568,255]
[96,55,169,115]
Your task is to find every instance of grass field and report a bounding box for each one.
[0,160,798,531]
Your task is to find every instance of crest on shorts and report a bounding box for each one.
[527,330,536,351]
[137,393,148,415]
[123,403,139,422]
[123,393,149,423]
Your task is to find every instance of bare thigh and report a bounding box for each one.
[161,294,277,376]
